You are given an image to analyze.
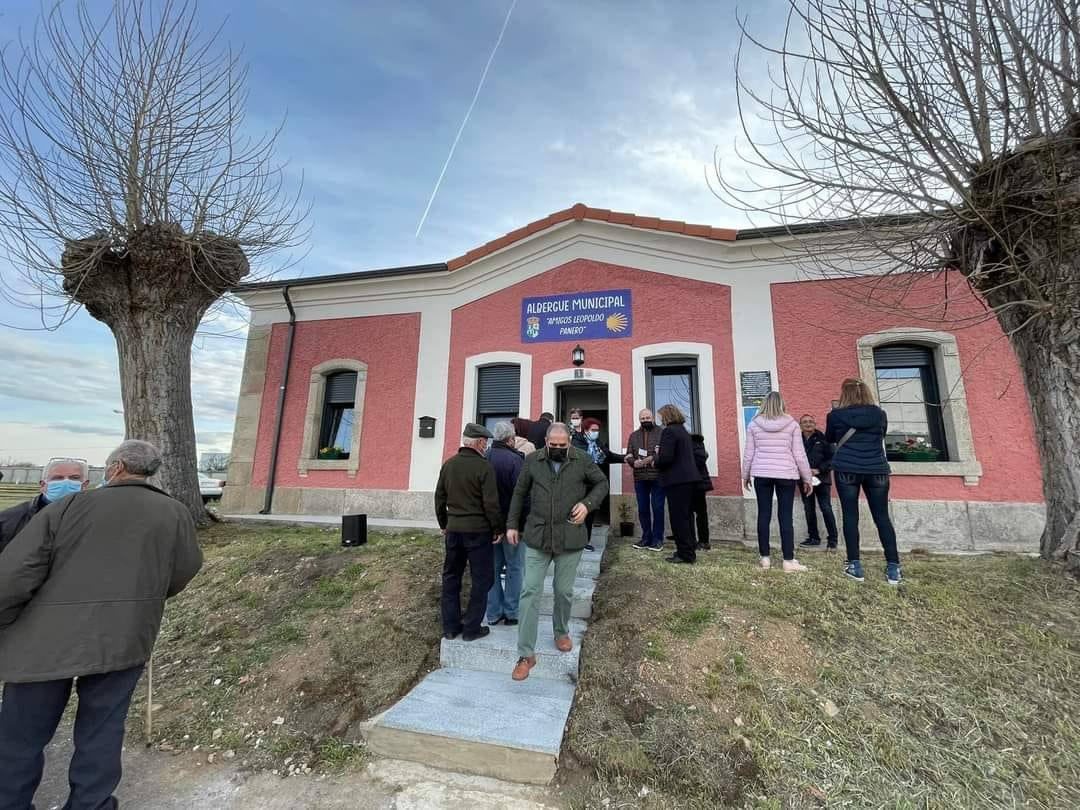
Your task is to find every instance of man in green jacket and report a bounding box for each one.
[507,422,608,681]
[435,423,504,642]
[0,440,203,810]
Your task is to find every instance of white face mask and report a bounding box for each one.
[570,418,582,428]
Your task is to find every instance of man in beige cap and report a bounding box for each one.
[434,423,504,641]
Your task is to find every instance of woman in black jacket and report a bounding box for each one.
[690,434,714,551]
[825,378,902,585]
[656,404,700,564]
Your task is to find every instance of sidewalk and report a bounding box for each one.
[223,514,441,532]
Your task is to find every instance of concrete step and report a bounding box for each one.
[366,667,575,785]
[441,620,586,681]
[538,576,594,619]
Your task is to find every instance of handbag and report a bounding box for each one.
[830,428,856,456]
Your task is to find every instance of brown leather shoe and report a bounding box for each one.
[555,636,573,653]
[512,656,536,681]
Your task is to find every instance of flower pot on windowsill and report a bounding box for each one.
[318,449,346,460]
[888,449,941,462]
[619,521,635,538]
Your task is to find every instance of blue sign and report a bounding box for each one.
[521,289,632,343]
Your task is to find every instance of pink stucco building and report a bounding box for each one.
[222,204,1044,552]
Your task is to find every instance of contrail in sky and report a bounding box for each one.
[415,0,519,238]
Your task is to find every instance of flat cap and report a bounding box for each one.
[463,422,493,439]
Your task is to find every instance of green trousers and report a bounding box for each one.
[517,545,583,658]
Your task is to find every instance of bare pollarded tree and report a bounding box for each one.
[0,0,306,524]
[718,0,1080,573]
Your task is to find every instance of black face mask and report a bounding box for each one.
[547,446,568,462]
[640,421,654,430]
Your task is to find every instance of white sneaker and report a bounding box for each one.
[759,556,771,569]
[783,559,809,573]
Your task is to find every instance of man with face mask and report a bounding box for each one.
[0,457,88,556]
[506,423,608,681]
[625,409,665,551]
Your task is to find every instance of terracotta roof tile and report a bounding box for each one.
[446,203,739,271]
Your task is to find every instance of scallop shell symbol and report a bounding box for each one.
[605,313,628,333]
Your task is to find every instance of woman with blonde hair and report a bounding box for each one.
[741,391,813,572]
[825,378,902,585]
[655,403,700,564]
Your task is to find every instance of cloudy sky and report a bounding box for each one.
[0,0,782,465]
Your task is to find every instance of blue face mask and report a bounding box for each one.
[45,479,82,502]
[586,431,600,441]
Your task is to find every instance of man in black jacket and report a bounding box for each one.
[526,412,553,449]
[0,458,89,556]
[485,422,527,626]
[0,441,202,810]
[434,423,504,642]
[799,415,838,549]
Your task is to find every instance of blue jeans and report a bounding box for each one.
[0,665,145,810]
[487,536,525,622]
[634,479,666,546]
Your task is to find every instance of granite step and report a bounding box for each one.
[365,667,575,785]
[441,619,586,681]
[538,576,594,619]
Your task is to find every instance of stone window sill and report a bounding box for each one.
[889,460,982,485]
[298,459,358,477]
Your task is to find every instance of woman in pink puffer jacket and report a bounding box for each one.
[742,392,813,572]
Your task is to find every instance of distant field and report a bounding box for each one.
[0,484,38,511]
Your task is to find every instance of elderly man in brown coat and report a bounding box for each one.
[0,439,203,810]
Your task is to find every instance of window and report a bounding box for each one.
[874,345,948,462]
[646,357,699,431]
[299,359,368,477]
[319,371,357,457]
[475,364,520,428]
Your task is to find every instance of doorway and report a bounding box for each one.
[556,381,612,524]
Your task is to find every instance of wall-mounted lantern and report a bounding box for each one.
[571,345,585,367]
[418,415,437,438]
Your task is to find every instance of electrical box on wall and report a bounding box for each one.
[418,416,436,438]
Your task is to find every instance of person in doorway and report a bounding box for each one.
[510,417,537,457]
[0,440,202,810]
[434,423,504,642]
[690,433,714,550]
[567,408,587,450]
[577,417,621,552]
[626,409,665,551]
[799,414,838,550]
[486,422,527,627]
[826,378,903,585]
[526,412,553,449]
[0,457,89,556]
[742,392,814,572]
[655,404,700,564]
[507,423,607,681]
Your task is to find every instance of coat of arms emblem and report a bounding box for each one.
[525,316,540,339]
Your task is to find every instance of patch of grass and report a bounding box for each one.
[664,607,714,639]
[564,540,1080,809]
[127,524,443,773]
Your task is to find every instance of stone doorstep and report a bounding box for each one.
[440,620,587,682]
[366,668,576,785]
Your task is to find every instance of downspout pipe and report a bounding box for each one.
[260,286,296,514]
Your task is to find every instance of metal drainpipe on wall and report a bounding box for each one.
[260,285,296,514]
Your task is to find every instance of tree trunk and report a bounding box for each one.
[112,313,207,526]
[1002,315,1080,574]
[60,223,250,528]
[954,122,1080,575]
